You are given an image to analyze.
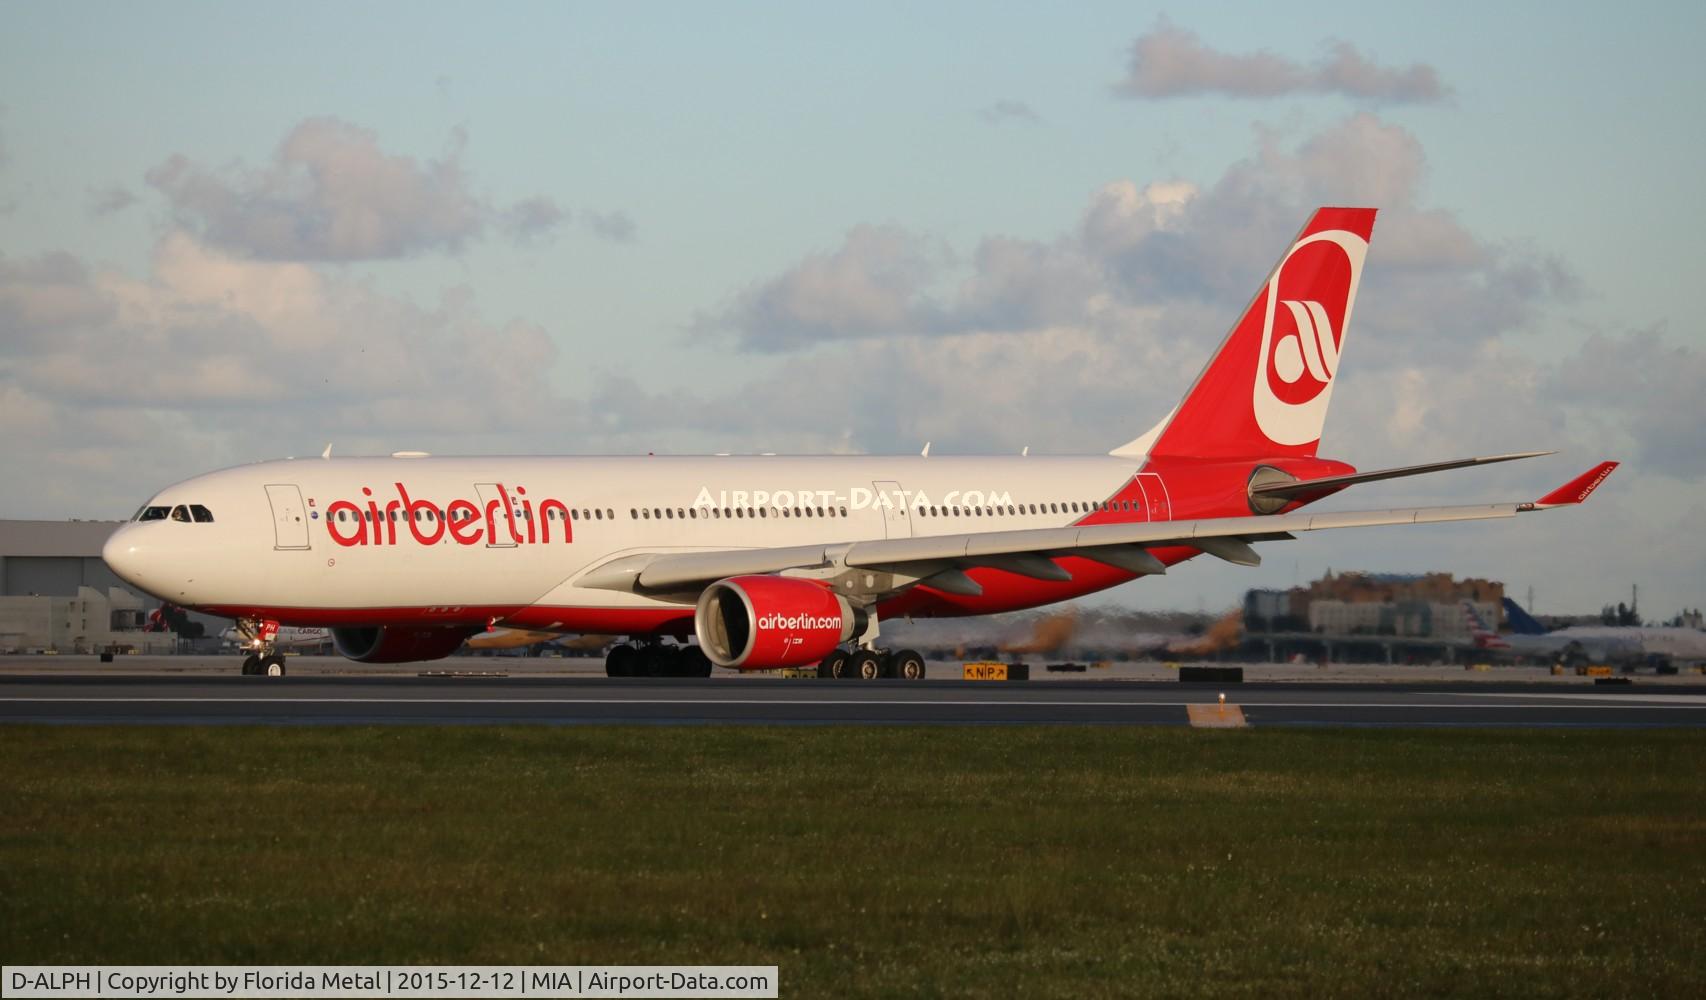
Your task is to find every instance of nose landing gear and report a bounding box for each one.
[236,618,287,677]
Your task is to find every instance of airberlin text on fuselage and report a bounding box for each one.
[323,482,572,547]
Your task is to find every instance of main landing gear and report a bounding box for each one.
[236,618,287,678]
[605,641,714,678]
[817,647,927,680]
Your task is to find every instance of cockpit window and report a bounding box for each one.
[170,505,191,522]
[138,506,171,522]
[189,504,214,523]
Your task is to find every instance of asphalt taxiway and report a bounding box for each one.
[3,675,1704,727]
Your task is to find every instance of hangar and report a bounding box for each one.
[0,520,176,653]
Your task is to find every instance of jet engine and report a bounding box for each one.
[331,625,480,664]
[695,575,860,670]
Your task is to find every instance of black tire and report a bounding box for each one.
[241,655,260,676]
[263,655,286,678]
[679,645,713,678]
[605,644,637,678]
[818,650,849,679]
[638,644,677,677]
[892,649,927,680]
[850,649,884,680]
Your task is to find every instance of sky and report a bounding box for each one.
[1,2,1702,618]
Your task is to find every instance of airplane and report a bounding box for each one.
[1462,601,1629,665]
[100,207,1618,679]
[1488,598,1706,666]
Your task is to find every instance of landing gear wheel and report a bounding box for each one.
[606,644,637,678]
[679,645,713,678]
[818,650,850,679]
[638,644,678,677]
[262,655,286,678]
[891,649,927,680]
[241,654,260,676]
[850,649,884,680]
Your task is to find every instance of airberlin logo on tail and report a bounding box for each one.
[321,483,572,548]
[1253,229,1367,446]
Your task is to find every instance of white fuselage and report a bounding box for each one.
[103,453,1181,633]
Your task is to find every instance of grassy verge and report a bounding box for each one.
[3,727,1704,996]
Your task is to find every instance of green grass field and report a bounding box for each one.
[3,726,1705,997]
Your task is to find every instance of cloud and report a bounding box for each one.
[0,231,565,515]
[677,110,1704,494]
[1548,329,1706,480]
[0,251,116,350]
[703,225,951,350]
[88,185,139,217]
[582,209,636,243]
[703,114,1555,375]
[1115,22,1448,103]
[979,100,1041,125]
[144,118,568,260]
[499,195,569,245]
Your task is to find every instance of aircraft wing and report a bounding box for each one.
[577,462,1617,598]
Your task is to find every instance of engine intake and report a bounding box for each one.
[695,575,859,670]
[331,625,479,664]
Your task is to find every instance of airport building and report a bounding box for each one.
[0,520,176,653]
[1246,571,1503,640]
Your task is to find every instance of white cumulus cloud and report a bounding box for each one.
[1116,22,1449,104]
[145,118,575,260]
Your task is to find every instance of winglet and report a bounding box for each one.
[1525,461,1618,510]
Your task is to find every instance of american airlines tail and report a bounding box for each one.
[1463,601,1510,649]
[1131,208,1376,461]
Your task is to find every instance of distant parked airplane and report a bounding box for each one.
[1465,600,1706,666]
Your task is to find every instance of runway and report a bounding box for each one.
[3,675,1705,727]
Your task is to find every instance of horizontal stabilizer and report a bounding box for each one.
[1250,451,1553,500]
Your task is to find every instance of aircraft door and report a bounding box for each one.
[871,480,912,539]
[264,484,311,550]
[1134,473,1171,522]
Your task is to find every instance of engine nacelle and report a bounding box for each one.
[695,575,859,670]
[331,625,479,664]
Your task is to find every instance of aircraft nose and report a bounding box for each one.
[102,524,151,593]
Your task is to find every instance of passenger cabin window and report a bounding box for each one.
[189,504,214,523]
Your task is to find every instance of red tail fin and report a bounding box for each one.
[1143,208,1377,460]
